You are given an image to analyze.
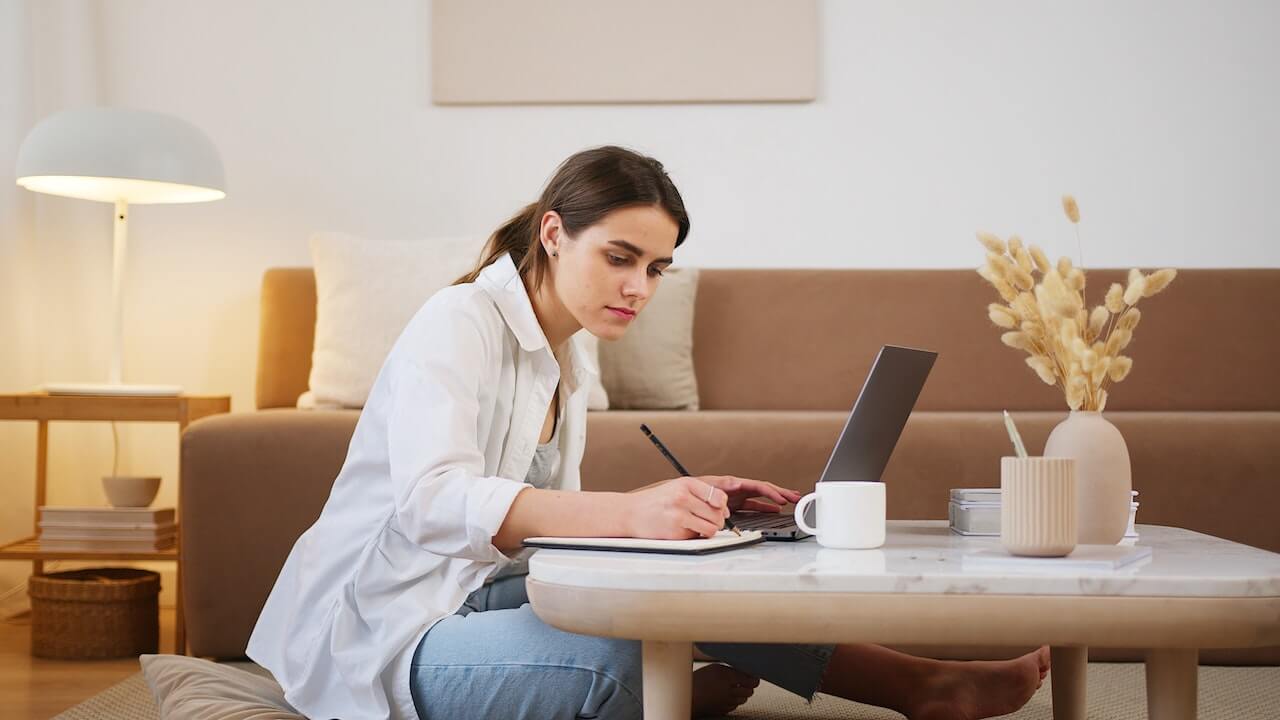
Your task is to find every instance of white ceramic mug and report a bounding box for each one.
[794,481,886,549]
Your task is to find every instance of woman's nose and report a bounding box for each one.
[622,270,649,300]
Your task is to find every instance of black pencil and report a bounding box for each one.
[639,424,742,536]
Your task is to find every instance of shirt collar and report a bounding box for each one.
[476,252,599,388]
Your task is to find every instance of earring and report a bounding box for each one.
[551,250,558,257]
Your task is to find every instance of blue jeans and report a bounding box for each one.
[409,573,836,720]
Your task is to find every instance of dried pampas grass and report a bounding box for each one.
[1062,195,1081,224]
[975,194,1177,411]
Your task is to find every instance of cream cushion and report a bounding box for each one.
[139,654,303,720]
[300,232,484,409]
[301,233,611,411]
[598,267,700,410]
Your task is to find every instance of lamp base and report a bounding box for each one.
[41,382,183,397]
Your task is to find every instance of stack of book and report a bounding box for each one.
[36,506,176,552]
[949,489,1139,538]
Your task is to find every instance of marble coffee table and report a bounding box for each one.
[527,520,1280,720]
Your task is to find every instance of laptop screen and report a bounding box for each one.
[816,345,937,483]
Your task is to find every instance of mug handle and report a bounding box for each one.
[794,492,818,535]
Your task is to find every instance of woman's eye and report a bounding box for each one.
[649,267,665,277]
[608,254,627,265]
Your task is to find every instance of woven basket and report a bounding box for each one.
[28,568,160,659]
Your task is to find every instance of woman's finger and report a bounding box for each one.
[724,476,794,505]
[681,505,723,538]
[682,487,729,527]
[686,479,728,514]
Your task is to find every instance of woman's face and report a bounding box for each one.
[543,204,678,342]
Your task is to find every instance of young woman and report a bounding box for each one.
[248,146,1050,720]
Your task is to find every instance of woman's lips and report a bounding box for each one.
[607,307,636,319]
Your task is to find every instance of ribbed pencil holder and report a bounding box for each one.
[1000,456,1078,557]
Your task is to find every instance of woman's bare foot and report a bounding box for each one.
[691,663,760,718]
[904,646,1050,720]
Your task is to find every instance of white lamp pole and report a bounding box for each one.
[16,108,226,396]
[110,198,128,387]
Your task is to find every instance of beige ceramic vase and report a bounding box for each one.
[1043,410,1132,544]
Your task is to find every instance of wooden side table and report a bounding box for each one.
[0,392,231,655]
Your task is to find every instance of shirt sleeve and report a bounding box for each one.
[384,294,531,563]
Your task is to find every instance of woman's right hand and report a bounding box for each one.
[624,476,731,539]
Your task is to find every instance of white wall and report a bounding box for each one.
[2,0,1278,609]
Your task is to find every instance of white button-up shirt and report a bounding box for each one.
[247,252,594,719]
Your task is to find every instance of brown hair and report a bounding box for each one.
[452,145,690,291]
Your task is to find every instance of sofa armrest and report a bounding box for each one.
[180,408,358,659]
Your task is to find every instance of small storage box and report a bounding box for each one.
[28,568,160,659]
[949,500,1002,535]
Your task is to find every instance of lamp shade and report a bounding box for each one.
[15,107,226,204]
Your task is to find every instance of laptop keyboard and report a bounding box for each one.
[731,513,797,530]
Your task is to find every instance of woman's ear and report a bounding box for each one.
[539,210,563,256]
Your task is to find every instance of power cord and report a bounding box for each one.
[111,420,120,476]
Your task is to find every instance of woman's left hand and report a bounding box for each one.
[699,476,803,513]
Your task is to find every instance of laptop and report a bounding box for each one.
[730,344,938,540]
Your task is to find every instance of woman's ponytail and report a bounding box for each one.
[452,201,541,286]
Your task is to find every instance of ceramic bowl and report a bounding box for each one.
[101,475,161,508]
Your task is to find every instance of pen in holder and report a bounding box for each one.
[999,411,1077,557]
[1001,456,1078,557]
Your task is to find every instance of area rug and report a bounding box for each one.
[53,662,1280,719]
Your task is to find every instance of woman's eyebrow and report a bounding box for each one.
[608,239,673,264]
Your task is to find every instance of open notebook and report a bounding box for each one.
[522,529,765,555]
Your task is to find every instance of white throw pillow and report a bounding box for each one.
[300,232,485,409]
[139,654,304,720]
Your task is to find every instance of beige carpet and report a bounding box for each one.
[54,663,1280,719]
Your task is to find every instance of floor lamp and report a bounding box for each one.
[16,107,226,396]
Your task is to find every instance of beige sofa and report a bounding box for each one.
[181,266,1279,666]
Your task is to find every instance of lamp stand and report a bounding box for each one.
[41,199,182,397]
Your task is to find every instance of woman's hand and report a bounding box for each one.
[624,475,802,539]
[700,475,803,514]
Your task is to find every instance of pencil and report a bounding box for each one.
[1002,410,1028,459]
[639,424,742,536]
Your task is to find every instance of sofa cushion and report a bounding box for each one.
[690,269,1280,412]
[140,654,302,719]
[303,231,484,408]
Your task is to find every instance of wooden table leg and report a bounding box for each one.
[642,640,691,720]
[1146,648,1198,719]
[1050,646,1087,720]
[33,420,48,578]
